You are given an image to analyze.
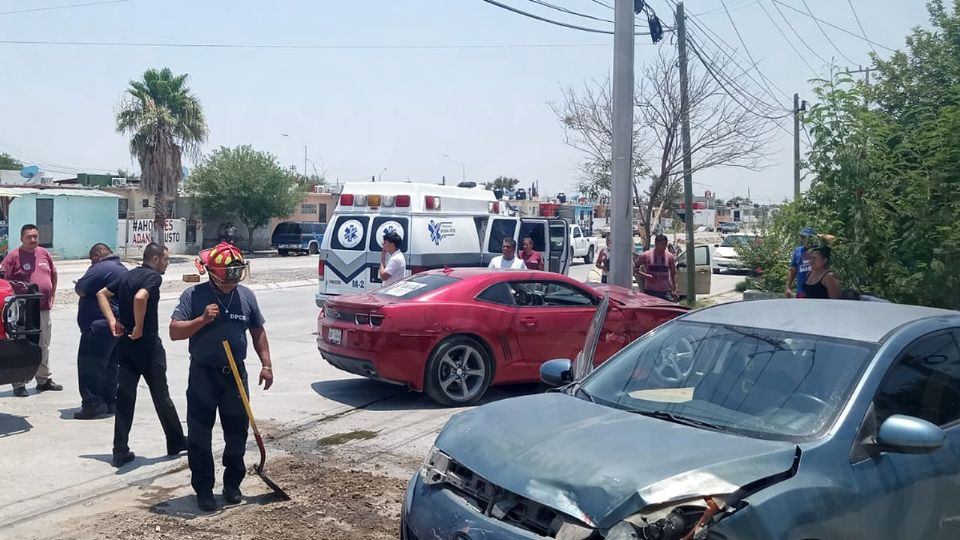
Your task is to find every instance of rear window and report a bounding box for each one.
[376,274,460,299]
[273,222,301,235]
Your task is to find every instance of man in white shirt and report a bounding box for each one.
[489,238,527,270]
[379,231,406,286]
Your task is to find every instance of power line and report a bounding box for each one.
[771,0,894,52]
[756,0,818,74]
[0,0,131,16]
[847,0,878,57]
[587,0,613,9]
[801,0,856,65]
[479,0,651,34]
[0,38,613,50]
[525,0,614,24]
[717,0,790,105]
[768,0,830,67]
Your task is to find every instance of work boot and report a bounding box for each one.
[74,403,109,420]
[111,450,135,468]
[197,493,218,512]
[223,486,242,505]
[167,441,188,456]
[36,380,63,392]
[12,387,28,397]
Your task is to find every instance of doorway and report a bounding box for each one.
[36,198,53,248]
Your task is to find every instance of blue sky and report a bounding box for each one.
[0,0,931,203]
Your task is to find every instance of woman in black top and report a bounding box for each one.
[802,246,841,299]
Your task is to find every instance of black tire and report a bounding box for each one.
[584,245,595,265]
[713,268,721,274]
[278,249,290,256]
[308,242,320,255]
[424,336,493,407]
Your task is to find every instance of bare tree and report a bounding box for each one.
[552,48,773,245]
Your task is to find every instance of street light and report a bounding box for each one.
[378,168,387,182]
[442,154,465,183]
[281,133,308,176]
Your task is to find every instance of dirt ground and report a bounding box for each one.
[76,453,409,540]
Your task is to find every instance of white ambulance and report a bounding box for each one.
[314,182,572,307]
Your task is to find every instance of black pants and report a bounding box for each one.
[77,322,119,410]
[113,335,186,455]
[187,363,250,496]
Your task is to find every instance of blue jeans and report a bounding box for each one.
[77,321,119,410]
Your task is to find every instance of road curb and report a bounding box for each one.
[159,278,319,301]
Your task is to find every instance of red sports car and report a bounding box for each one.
[316,269,687,405]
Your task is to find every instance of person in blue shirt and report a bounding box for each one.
[74,244,128,419]
[170,242,274,513]
[785,227,817,298]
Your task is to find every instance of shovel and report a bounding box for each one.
[222,339,291,500]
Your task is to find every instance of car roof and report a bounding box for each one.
[684,299,960,343]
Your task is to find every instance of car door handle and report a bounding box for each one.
[520,317,538,327]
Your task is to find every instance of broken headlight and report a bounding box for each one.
[606,498,723,540]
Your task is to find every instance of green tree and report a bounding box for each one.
[116,68,208,245]
[485,176,520,191]
[0,153,23,170]
[189,145,307,251]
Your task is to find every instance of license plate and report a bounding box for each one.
[328,327,342,345]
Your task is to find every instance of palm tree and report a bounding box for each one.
[116,68,208,245]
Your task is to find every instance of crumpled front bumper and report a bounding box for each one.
[402,471,546,540]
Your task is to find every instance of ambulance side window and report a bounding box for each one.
[487,219,517,252]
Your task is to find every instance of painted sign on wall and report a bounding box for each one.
[123,218,201,255]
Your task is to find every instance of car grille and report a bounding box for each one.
[422,450,586,538]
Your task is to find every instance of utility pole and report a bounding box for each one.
[793,94,808,200]
[677,1,696,305]
[303,145,308,179]
[609,0,635,288]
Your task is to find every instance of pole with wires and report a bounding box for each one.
[609,0,635,289]
[794,93,801,200]
[677,1,696,305]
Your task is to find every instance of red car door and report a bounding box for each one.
[510,280,597,375]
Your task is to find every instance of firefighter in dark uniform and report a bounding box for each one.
[169,242,274,512]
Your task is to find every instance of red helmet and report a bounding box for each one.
[196,242,248,285]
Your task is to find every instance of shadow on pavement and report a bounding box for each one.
[78,453,187,473]
[0,412,32,438]
[150,491,284,520]
[310,378,542,412]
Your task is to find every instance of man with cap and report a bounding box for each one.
[785,227,817,298]
[170,242,274,512]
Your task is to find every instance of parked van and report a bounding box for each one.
[315,182,571,307]
[271,221,327,256]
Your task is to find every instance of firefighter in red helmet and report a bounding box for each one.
[169,242,274,512]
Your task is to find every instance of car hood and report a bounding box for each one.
[593,285,687,311]
[713,246,739,258]
[436,393,797,529]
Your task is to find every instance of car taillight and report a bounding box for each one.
[370,314,385,327]
[339,194,354,206]
[396,195,411,207]
[318,260,325,279]
[355,314,370,325]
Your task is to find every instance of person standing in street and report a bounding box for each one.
[379,231,406,287]
[74,243,128,419]
[170,242,273,512]
[785,227,817,298]
[2,224,63,397]
[96,242,186,468]
[519,237,544,271]
[489,238,527,270]
[637,234,678,301]
[596,235,612,283]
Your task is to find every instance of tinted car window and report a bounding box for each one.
[477,282,516,306]
[511,281,594,307]
[376,274,459,299]
[488,219,517,253]
[273,222,301,235]
[874,332,960,427]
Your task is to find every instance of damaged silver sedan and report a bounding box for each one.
[401,299,960,539]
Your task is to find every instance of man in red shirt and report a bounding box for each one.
[519,237,544,271]
[2,224,63,396]
[636,234,678,301]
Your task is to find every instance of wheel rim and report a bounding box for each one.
[437,344,486,401]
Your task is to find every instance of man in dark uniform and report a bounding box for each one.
[170,242,274,512]
[74,243,128,419]
[97,242,187,467]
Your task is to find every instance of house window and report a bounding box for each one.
[118,199,128,219]
[141,198,149,208]
[186,219,197,243]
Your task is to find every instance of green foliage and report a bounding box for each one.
[189,145,307,249]
[778,0,960,308]
[0,153,23,170]
[485,176,520,191]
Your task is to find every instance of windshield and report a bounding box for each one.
[720,235,754,248]
[273,222,300,235]
[581,321,874,441]
[375,274,459,299]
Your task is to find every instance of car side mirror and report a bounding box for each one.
[540,359,573,387]
[713,243,720,248]
[874,415,946,454]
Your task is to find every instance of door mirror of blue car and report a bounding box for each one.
[540,359,573,387]
[876,415,947,454]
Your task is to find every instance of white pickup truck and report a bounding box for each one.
[569,224,599,264]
